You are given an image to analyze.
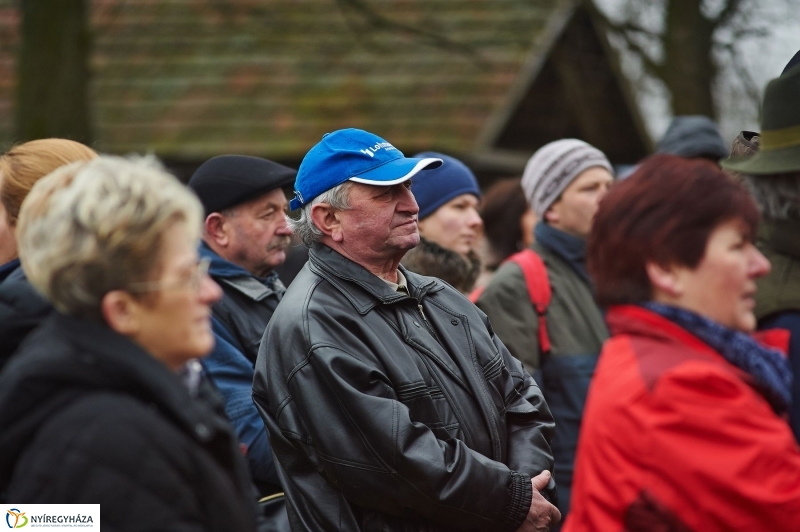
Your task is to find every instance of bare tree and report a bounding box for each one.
[15,0,91,143]
[591,0,775,120]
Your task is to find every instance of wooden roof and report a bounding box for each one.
[0,0,650,169]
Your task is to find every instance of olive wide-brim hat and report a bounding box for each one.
[722,65,800,175]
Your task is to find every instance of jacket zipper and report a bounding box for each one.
[417,302,443,345]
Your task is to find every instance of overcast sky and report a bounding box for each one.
[594,0,800,144]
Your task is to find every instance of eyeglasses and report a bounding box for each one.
[127,258,211,294]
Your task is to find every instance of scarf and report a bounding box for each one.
[534,222,591,285]
[642,301,792,413]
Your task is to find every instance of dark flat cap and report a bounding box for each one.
[188,155,297,215]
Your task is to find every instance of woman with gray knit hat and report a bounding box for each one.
[401,152,483,293]
[477,138,613,529]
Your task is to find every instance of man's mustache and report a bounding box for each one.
[267,235,292,251]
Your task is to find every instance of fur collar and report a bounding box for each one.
[401,238,481,294]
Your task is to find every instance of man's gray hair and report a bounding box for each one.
[742,172,800,221]
[290,181,353,247]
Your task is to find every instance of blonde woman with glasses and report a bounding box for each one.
[0,156,261,531]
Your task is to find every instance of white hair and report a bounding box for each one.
[290,181,353,247]
[742,172,800,221]
[16,155,203,320]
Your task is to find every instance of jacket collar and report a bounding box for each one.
[0,313,233,485]
[400,237,481,293]
[48,314,225,440]
[200,241,284,301]
[308,244,440,314]
[534,222,591,285]
[605,304,718,355]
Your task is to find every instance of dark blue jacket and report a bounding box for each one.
[760,311,800,441]
[199,243,283,494]
[0,262,51,370]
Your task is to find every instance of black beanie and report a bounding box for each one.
[188,155,297,215]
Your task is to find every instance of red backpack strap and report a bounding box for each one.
[468,285,485,304]
[507,249,552,354]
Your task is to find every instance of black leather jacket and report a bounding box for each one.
[253,244,555,531]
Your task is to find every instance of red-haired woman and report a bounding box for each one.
[564,154,800,531]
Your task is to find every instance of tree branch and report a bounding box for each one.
[592,5,665,79]
[334,0,489,69]
[719,42,761,103]
[712,0,746,29]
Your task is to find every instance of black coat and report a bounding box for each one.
[253,244,556,532]
[0,313,260,532]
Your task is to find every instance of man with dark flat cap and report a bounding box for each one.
[188,154,296,495]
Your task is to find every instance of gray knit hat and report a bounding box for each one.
[521,139,613,215]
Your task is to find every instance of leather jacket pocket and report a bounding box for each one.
[395,381,461,441]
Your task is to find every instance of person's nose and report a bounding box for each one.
[749,245,771,279]
[598,181,612,200]
[398,184,419,215]
[275,213,292,236]
[200,275,223,304]
[466,207,483,230]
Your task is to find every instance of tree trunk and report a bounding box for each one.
[15,0,91,143]
[660,0,717,118]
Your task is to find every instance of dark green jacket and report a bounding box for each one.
[476,239,607,521]
[755,221,800,319]
[755,220,800,441]
[476,241,607,370]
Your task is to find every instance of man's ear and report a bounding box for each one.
[543,203,560,225]
[645,261,684,299]
[310,203,344,243]
[204,213,229,247]
[101,290,142,337]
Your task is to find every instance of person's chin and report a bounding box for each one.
[452,242,473,256]
[193,324,216,357]
[402,233,421,248]
[267,250,286,267]
[194,336,216,358]
[734,310,757,333]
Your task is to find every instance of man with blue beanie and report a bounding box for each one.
[253,128,560,532]
[402,152,483,293]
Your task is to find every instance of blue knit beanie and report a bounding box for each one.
[411,152,481,220]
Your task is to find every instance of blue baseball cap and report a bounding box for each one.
[290,128,442,211]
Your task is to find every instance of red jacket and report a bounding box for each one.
[564,305,800,532]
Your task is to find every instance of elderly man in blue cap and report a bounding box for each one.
[253,128,559,532]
